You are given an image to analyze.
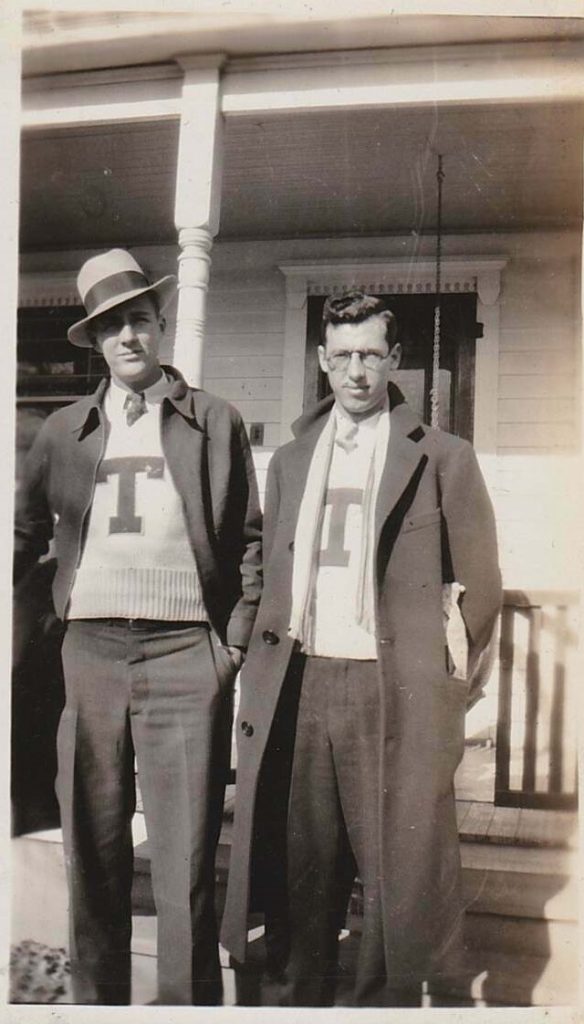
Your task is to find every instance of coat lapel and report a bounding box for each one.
[282,416,331,529]
[374,402,428,545]
[160,404,217,586]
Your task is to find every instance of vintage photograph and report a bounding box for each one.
[5,2,583,1015]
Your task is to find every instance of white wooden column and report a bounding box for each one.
[173,54,225,385]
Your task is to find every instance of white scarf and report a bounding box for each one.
[288,403,390,648]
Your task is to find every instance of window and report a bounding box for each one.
[17,306,107,404]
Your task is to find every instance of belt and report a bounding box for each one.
[76,618,209,632]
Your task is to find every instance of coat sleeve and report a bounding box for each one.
[439,440,502,707]
[13,423,54,584]
[261,448,281,567]
[223,415,263,649]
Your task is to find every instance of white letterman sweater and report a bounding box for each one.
[68,374,208,622]
[310,411,379,659]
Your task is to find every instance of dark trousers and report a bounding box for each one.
[283,655,421,1008]
[56,619,234,1005]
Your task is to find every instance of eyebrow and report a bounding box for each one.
[326,346,388,355]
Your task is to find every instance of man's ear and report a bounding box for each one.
[158,316,166,334]
[388,342,402,370]
[317,344,329,375]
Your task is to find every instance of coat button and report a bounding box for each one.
[262,630,280,646]
[241,721,254,737]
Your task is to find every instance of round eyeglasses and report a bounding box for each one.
[325,350,389,371]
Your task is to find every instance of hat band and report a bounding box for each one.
[83,270,148,316]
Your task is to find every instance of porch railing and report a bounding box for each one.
[495,589,579,811]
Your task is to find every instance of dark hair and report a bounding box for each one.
[321,291,397,349]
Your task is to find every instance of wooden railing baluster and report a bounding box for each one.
[494,603,514,800]
[549,606,567,795]
[522,607,541,794]
[495,591,578,811]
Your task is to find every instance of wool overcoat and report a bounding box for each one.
[220,384,501,987]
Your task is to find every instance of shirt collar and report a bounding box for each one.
[69,366,200,434]
[333,396,388,438]
[108,370,173,409]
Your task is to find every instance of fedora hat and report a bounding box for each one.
[67,249,177,348]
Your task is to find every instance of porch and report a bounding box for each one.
[10,589,579,1008]
[17,20,583,604]
[11,8,583,1012]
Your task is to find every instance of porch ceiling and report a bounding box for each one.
[20,102,583,252]
[22,11,584,77]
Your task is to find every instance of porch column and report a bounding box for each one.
[173,54,225,385]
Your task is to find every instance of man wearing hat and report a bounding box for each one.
[14,249,263,1005]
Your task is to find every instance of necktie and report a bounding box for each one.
[335,418,358,453]
[124,391,147,426]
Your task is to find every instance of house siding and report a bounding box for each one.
[204,276,285,451]
[498,246,580,455]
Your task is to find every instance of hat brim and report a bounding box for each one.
[67,276,177,348]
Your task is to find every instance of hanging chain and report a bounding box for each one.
[430,154,444,429]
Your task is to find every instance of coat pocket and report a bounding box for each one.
[401,507,441,534]
[388,508,442,586]
[207,630,240,692]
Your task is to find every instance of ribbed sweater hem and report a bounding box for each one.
[67,566,208,621]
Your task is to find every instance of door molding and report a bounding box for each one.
[278,256,508,454]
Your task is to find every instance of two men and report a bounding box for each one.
[221,292,502,1006]
[15,264,501,1007]
[14,249,262,1004]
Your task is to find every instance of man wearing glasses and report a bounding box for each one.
[221,291,501,1007]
